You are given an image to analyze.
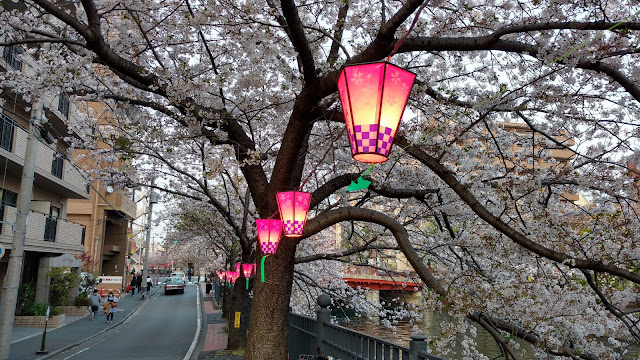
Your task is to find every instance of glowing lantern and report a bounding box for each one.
[235,262,241,273]
[276,191,311,237]
[242,263,256,278]
[256,219,283,254]
[216,270,224,281]
[242,263,256,289]
[337,62,416,163]
[230,271,239,285]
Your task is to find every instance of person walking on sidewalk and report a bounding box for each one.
[130,276,138,295]
[136,273,142,293]
[146,275,152,292]
[104,291,118,323]
[89,289,101,319]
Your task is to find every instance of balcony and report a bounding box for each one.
[0,112,89,199]
[103,244,122,261]
[0,206,85,254]
[102,192,136,220]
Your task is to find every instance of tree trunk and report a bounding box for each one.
[244,238,296,359]
[227,277,250,350]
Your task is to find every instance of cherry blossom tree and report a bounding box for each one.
[2,0,640,358]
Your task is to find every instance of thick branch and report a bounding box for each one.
[302,207,447,296]
[280,0,317,83]
[396,135,640,285]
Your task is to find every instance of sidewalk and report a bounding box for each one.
[196,283,241,360]
[8,286,159,360]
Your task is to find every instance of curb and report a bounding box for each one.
[186,284,204,360]
[35,286,160,360]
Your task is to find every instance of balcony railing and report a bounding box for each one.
[0,108,88,197]
[1,206,85,250]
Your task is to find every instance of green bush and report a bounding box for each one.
[48,267,80,306]
[74,296,90,306]
[23,303,59,316]
[16,282,36,316]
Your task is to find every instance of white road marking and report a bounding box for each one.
[63,347,89,359]
[183,286,201,360]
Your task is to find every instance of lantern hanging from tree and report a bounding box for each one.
[276,191,312,238]
[337,62,416,163]
[256,219,284,283]
[256,219,283,254]
[242,263,256,289]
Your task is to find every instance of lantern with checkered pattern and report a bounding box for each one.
[337,62,416,163]
[242,263,256,278]
[256,219,283,254]
[276,191,311,238]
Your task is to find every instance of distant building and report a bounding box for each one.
[67,102,138,276]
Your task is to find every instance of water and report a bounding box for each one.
[341,311,533,359]
[340,312,640,360]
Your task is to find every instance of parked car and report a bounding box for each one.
[164,277,186,295]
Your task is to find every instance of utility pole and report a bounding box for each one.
[142,186,156,298]
[0,100,44,360]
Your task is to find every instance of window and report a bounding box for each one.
[51,153,63,179]
[44,206,59,242]
[81,227,86,246]
[0,114,15,152]
[3,45,22,71]
[0,189,18,234]
[57,93,69,118]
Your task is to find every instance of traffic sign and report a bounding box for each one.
[0,243,4,259]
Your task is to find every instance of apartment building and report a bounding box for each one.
[0,44,89,306]
[66,102,138,277]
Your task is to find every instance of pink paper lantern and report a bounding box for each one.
[256,219,283,254]
[216,270,224,280]
[337,62,416,163]
[276,191,311,238]
[242,263,256,278]
[235,262,241,273]
[230,271,239,284]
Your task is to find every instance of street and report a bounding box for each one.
[48,282,199,360]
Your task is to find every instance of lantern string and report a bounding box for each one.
[386,1,430,62]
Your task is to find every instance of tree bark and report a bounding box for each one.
[227,280,249,350]
[244,237,297,359]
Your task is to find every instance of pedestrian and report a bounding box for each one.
[146,275,152,292]
[103,291,118,323]
[205,275,212,294]
[130,276,138,295]
[136,273,142,292]
[89,289,101,319]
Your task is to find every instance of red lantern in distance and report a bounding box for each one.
[337,62,416,163]
[276,191,311,238]
[256,219,283,254]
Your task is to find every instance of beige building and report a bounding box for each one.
[67,102,138,277]
[0,44,89,306]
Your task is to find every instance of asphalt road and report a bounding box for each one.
[49,282,199,360]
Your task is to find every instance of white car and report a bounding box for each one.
[170,271,186,281]
[164,277,186,295]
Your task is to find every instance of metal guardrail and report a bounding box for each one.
[288,294,448,360]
